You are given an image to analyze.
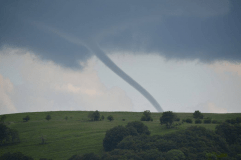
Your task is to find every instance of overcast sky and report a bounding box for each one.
[1,0,241,114]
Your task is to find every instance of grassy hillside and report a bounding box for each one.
[0,111,241,160]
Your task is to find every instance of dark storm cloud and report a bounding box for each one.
[1,0,239,67]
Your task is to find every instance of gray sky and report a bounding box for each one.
[1,0,241,114]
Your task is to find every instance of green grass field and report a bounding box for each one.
[1,111,241,160]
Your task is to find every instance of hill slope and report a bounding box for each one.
[0,111,240,159]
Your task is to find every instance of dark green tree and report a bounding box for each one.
[88,110,100,121]
[193,110,204,119]
[101,115,105,120]
[107,115,114,121]
[160,111,176,128]
[140,110,153,121]
[45,115,51,121]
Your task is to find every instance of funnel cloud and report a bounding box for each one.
[41,25,164,112]
[88,43,164,112]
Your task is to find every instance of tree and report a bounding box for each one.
[193,110,204,119]
[107,115,114,121]
[88,110,100,121]
[0,115,6,123]
[45,115,51,121]
[101,115,105,120]
[141,110,153,121]
[160,111,176,128]
[23,115,30,122]
[103,125,129,151]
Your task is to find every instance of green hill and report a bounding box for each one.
[0,111,240,160]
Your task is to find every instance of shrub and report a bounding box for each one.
[204,118,212,124]
[195,119,202,124]
[88,110,100,121]
[101,115,104,120]
[236,117,241,124]
[45,115,51,121]
[186,118,193,123]
[107,115,114,121]
[122,119,125,121]
[225,119,231,123]
[64,116,68,120]
[23,115,30,122]
[212,120,218,124]
[230,119,237,124]
[175,117,180,121]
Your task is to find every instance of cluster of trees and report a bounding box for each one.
[69,121,241,160]
[103,121,150,152]
[88,110,113,122]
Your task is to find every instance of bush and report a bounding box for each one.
[204,118,212,124]
[236,117,241,124]
[186,118,193,123]
[195,119,202,124]
[88,110,100,121]
[101,115,104,120]
[23,115,30,122]
[122,119,125,121]
[175,117,180,121]
[107,115,114,121]
[212,120,219,124]
[141,110,153,121]
[64,116,68,120]
[45,115,51,121]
